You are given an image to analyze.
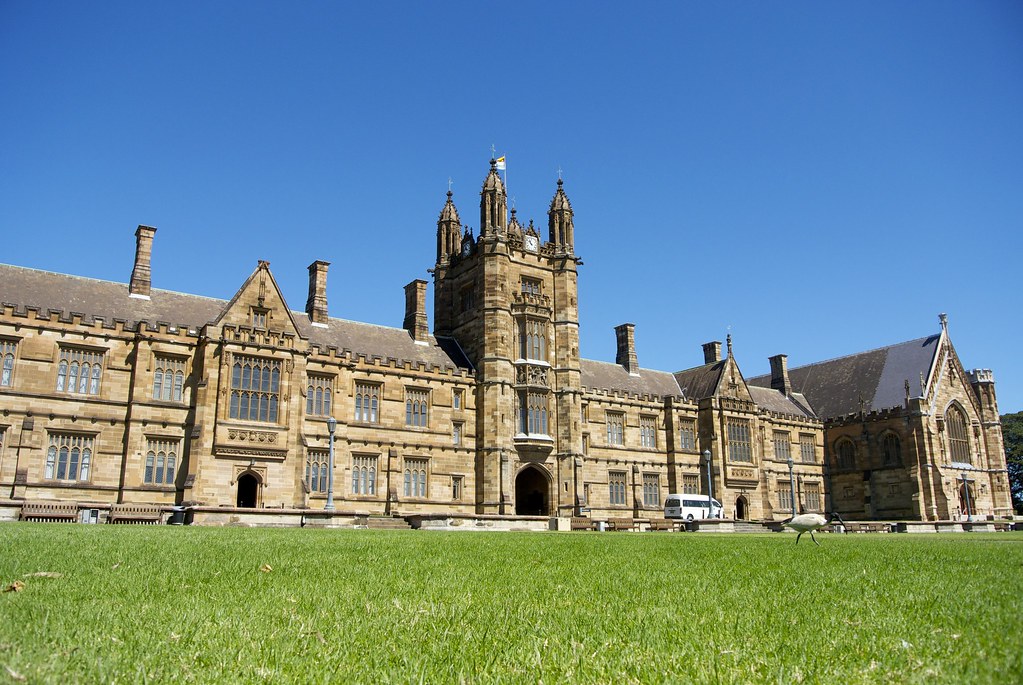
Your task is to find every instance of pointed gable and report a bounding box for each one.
[212,260,305,339]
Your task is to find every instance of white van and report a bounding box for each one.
[664,494,723,520]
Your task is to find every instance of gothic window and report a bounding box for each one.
[727,419,753,462]
[778,480,793,512]
[1,339,17,387]
[836,439,856,470]
[882,433,902,466]
[403,458,428,498]
[799,434,816,464]
[521,277,541,296]
[609,471,627,506]
[144,438,178,485]
[804,482,822,512]
[153,356,186,402]
[306,451,328,494]
[45,433,93,482]
[229,356,281,423]
[452,475,463,500]
[945,406,971,463]
[606,412,625,446]
[679,420,696,451]
[453,422,463,446]
[306,375,333,417]
[642,474,660,507]
[355,383,380,423]
[682,474,699,495]
[518,391,549,435]
[459,287,475,312]
[519,319,547,361]
[405,389,429,427]
[453,388,463,411]
[773,431,791,462]
[352,455,377,496]
[640,416,657,448]
[56,347,104,395]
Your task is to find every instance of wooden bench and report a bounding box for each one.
[865,523,890,533]
[20,500,79,523]
[844,523,867,533]
[570,516,593,531]
[109,503,164,525]
[607,517,637,532]
[648,518,676,532]
[993,522,1011,532]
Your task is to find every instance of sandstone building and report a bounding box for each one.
[0,160,1010,523]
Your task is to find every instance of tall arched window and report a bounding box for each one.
[882,433,901,466]
[945,405,971,463]
[836,439,856,470]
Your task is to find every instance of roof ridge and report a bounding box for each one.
[0,262,229,304]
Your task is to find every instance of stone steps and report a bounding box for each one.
[732,521,773,533]
[363,516,412,530]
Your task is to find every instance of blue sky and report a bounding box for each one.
[2,2,1021,412]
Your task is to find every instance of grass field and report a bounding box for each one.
[1,526,1021,684]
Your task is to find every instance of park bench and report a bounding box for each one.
[20,500,79,523]
[109,503,164,524]
[864,522,890,533]
[648,518,676,532]
[844,523,867,533]
[570,516,593,531]
[607,517,637,532]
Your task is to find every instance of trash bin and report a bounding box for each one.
[168,506,186,525]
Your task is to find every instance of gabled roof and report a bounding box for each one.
[748,335,941,419]
[581,359,682,399]
[0,264,472,372]
[0,263,224,330]
[747,386,814,418]
[673,361,726,401]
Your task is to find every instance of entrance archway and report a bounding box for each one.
[515,466,549,516]
[735,496,748,520]
[237,472,260,508]
[958,482,975,518]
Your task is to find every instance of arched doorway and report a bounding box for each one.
[958,482,975,518]
[735,496,748,520]
[515,466,549,516]
[237,472,260,508]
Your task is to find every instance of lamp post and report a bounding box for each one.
[326,416,337,511]
[702,449,714,517]
[787,455,796,516]
[961,472,972,522]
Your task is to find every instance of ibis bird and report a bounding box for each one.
[783,512,846,545]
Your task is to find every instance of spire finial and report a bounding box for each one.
[939,312,948,332]
[447,177,453,193]
[557,165,563,181]
[726,332,733,358]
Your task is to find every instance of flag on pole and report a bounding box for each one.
[495,156,506,171]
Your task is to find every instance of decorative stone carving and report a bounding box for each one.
[228,429,278,444]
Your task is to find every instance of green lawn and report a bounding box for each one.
[1,526,1020,684]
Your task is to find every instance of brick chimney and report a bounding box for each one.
[702,341,722,364]
[769,354,792,395]
[305,260,330,325]
[129,225,157,298]
[404,280,429,343]
[615,323,639,375]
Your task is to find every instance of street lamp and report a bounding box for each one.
[326,416,337,511]
[702,449,714,517]
[961,472,972,522]
[787,455,796,516]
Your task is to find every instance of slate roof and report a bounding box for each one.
[0,264,472,372]
[747,386,814,418]
[747,335,941,419]
[672,361,726,401]
[580,359,682,399]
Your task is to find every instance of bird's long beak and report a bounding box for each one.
[833,513,847,532]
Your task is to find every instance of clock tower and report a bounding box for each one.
[432,159,584,516]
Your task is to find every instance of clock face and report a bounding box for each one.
[461,240,472,256]
[524,234,538,252]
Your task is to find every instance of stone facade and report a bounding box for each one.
[0,161,1009,522]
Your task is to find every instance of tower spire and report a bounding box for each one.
[548,176,574,254]
[480,159,507,236]
[436,189,462,265]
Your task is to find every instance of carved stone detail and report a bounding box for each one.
[228,429,278,444]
